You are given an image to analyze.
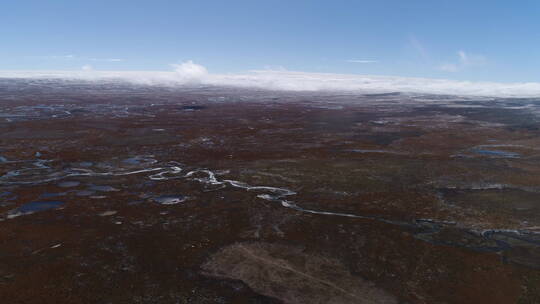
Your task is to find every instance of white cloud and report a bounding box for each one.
[170,60,208,84]
[439,50,486,72]
[1,61,540,97]
[347,59,378,64]
[81,64,93,71]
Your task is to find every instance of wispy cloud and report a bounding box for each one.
[439,63,459,72]
[263,65,288,71]
[408,35,429,61]
[439,50,486,72]
[29,55,124,62]
[87,57,124,62]
[35,54,76,60]
[346,59,378,64]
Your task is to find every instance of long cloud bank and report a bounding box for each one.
[1,61,540,98]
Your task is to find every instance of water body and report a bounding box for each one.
[472,149,521,158]
[182,105,206,111]
[153,195,186,205]
[6,201,64,219]
[122,156,157,166]
[40,192,66,198]
[89,185,119,192]
[75,190,95,197]
[2,154,539,268]
[348,149,405,155]
[58,181,80,188]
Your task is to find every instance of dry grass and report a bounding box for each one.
[202,242,397,304]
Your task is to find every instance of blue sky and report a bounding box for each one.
[1,0,539,82]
